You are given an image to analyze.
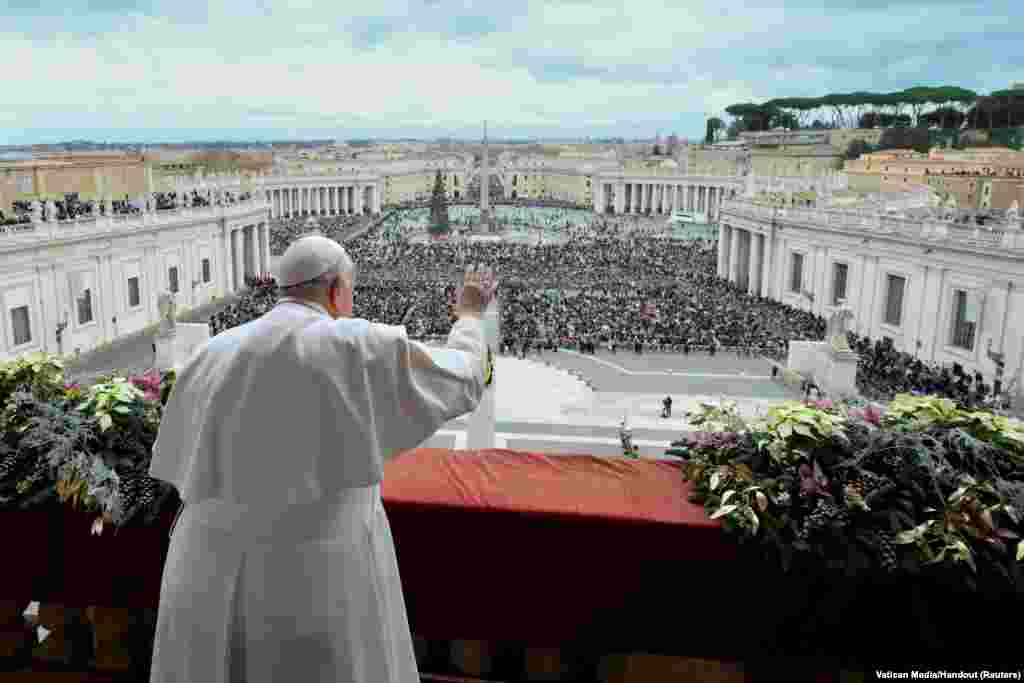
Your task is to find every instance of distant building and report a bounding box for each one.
[0,155,149,210]
[844,147,1024,209]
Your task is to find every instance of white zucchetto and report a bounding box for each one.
[274,235,350,287]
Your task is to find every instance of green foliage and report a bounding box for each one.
[672,395,1024,593]
[731,85,981,131]
[685,399,748,434]
[0,352,177,530]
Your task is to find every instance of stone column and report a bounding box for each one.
[232,228,243,290]
[717,224,729,277]
[248,226,258,280]
[255,224,265,275]
[749,230,762,297]
[221,227,233,295]
[615,183,624,214]
[729,227,741,283]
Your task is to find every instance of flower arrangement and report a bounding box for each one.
[669,396,1024,592]
[0,352,179,534]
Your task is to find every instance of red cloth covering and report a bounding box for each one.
[382,449,738,649]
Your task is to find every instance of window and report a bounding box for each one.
[77,289,93,325]
[884,275,905,327]
[790,253,804,293]
[11,306,31,346]
[832,263,848,305]
[202,258,211,283]
[127,276,140,308]
[950,289,977,351]
[168,266,179,294]
[69,271,94,325]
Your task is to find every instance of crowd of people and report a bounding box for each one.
[268,213,370,255]
[850,334,1005,409]
[5,188,261,223]
[201,204,1005,409]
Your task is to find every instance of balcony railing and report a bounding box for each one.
[0,199,270,247]
[719,198,1024,252]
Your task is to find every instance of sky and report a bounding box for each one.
[2,0,1023,145]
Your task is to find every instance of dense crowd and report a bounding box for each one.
[5,189,257,223]
[269,213,370,254]
[202,206,1005,408]
[850,335,1004,409]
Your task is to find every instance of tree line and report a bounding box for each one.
[716,86,1024,140]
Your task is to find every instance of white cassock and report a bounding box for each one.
[148,298,486,683]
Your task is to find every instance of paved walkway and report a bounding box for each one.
[63,294,245,384]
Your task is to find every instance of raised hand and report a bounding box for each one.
[453,264,499,319]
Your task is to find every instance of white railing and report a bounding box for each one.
[0,199,269,247]
[719,198,1022,252]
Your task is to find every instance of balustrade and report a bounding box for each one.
[720,198,1021,252]
[0,199,268,245]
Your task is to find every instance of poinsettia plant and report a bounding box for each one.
[0,352,179,533]
[668,394,1024,591]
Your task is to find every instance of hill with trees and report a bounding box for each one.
[717,86,1024,154]
[720,86,1023,144]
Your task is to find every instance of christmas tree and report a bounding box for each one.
[428,170,450,235]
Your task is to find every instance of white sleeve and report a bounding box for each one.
[373,317,487,460]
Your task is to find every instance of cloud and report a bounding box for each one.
[0,0,1022,143]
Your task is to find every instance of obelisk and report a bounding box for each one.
[480,121,493,232]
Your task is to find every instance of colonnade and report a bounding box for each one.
[223,222,273,294]
[592,181,737,221]
[717,221,769,299]
[264,185,381,219]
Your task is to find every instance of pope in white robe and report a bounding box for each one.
[148,235,497,683]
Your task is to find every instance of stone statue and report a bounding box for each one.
[103,197,113,216]
[1006,200,1020,227]
[157,291,177,335]
[184,192,193,208]
[826,308,854,352]
[44,200,58,221]
[174,193,183,209]
[29,200,43,223]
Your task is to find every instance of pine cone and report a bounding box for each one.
[0,450,32,482]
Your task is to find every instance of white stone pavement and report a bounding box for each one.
[420,356,783,457]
